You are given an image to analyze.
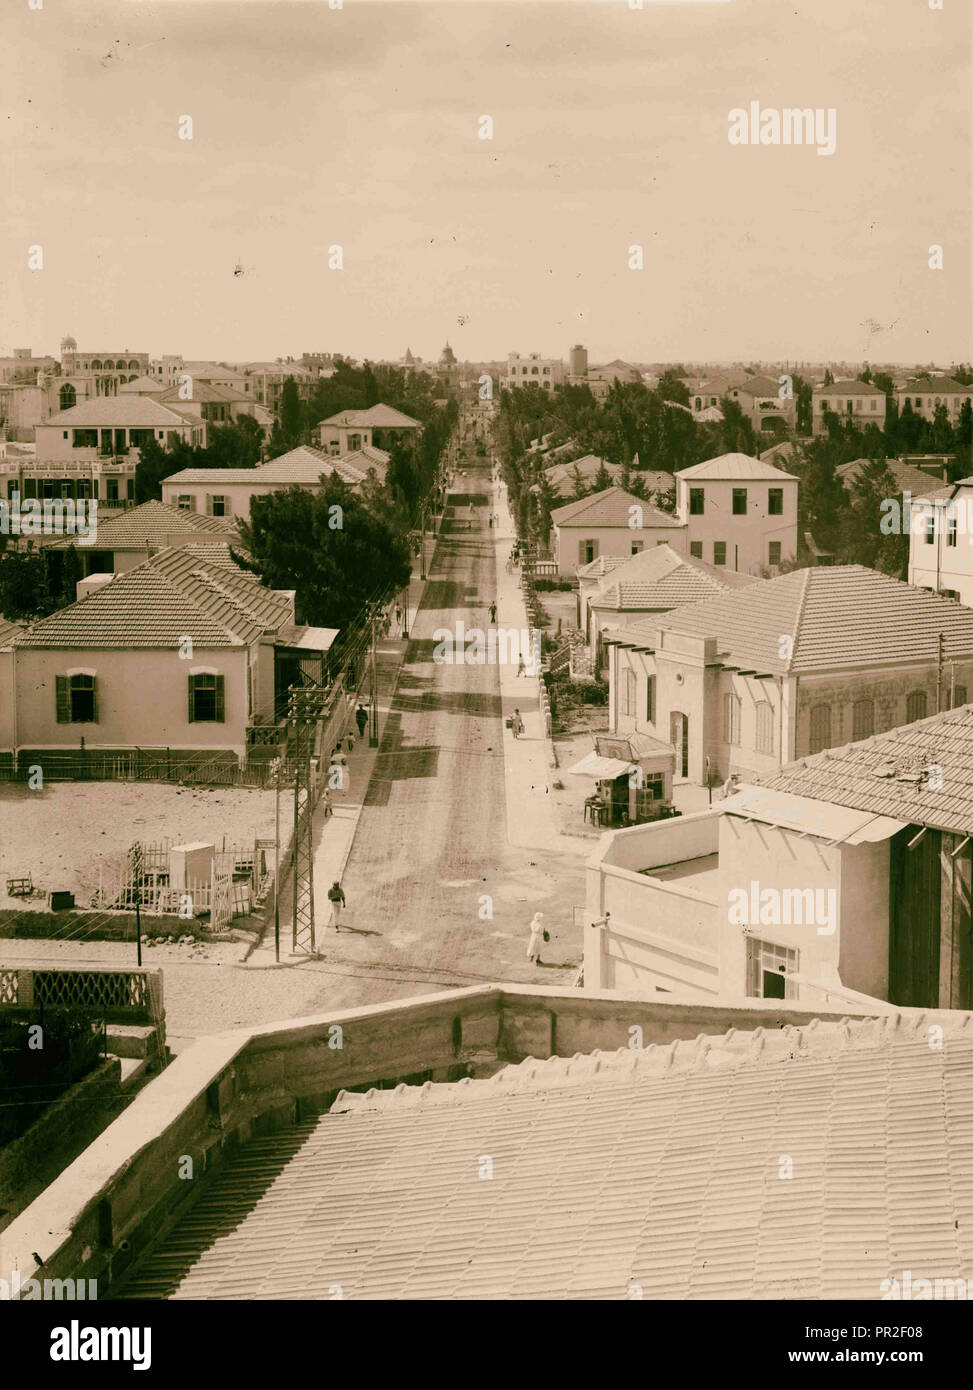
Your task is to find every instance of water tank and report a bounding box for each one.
[569,344,588,377]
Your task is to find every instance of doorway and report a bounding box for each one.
[669,711,689,778]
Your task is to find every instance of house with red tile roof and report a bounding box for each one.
[318,403,422,454]
[551,486,687,574]
[1,543,336,773]
[605,564,973,787]
[673,452,799,574]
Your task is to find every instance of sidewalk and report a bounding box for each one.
[244,537,437,966]
[491,471,581,854]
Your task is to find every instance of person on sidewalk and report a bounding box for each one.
[355,704,368,739]
[489,601,497,623]
[328,881,346,931]
[346,729,355,753]
[527,912,545,965]
[516,654,526,677]
[395,604,402,632]
[321,788,333,819]
[511,708,524,739]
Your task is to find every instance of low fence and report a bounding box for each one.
[0,963,163,1026]
[0,748,277,787]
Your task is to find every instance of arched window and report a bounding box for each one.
[852,699,874,741]
[116,359,126,370]
[90,359,102,370]
[128,359,139,370]
[809,704,832,754]
[59,383,76,411]
[906,690,927,723]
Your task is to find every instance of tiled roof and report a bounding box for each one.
[119,1011,973,1300]
[592,544,757,611]
[14,544,289,649]
[763,702,973,834]
[0,618,24,647]
[898,377,972,396]
[162,446,369,488]
[730,375,782,397]
[158,381,249,405]
[835,457,946,497]
[320,404,421,429]
[627,565,973,675]
[118,375,166,394]
[676,452,798,482]
[42,398,200,429]
[814,379,886,397]
[577,554,633,580]
[552,486,683,529]
[49,500,235,551]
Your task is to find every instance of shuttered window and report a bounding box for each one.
[56,674,97,723]
[755,702,774,754]
[188,673,225,722]
[906,690,927,723]
[852,699,874,741]
[723,692,741,745]
[809,703,831,753]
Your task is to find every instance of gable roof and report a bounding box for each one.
[898,376,971,396]
[552,486,683,529]
[676,452,798,482]
[577,553,636,580]
[119,1009,973,1300]
[118,375,167,394]
[762,702,973,835]
[49,500,236,551]
[592,544,758,612]
[320,404,421,429]
[42,397,201,429]
[622,565,973,675]
[729,374,782,397]
[158,381,249,405]
[162,446,373,489]
[14,544,291,649]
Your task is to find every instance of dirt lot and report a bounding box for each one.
[0,782,278,911]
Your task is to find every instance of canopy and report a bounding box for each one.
[567,751,639,781]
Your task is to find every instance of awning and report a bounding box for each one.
[721,786,908,845]
[567,751,639,780]
[274,624,339,653]
[596,732,676,767]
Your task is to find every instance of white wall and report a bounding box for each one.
[675,474,798,574]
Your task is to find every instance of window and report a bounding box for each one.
[755,702,774,754]
[747,938,798,1000]
[713,541,726,566]
[59,383,76,411]
[631,541,643,555]
[906,690,927,723]
[73,429,98,448]
[953,685,968,708]
[689,487,704,515]
[732,488,747,515]
[947,514,957,547]
[622,667,637,718]
[689,541,703,559]
[56,674,97,724]
[105,479,119,502]
[940,588,960,601]
[188,672,225,723]
[768,487,783,515]
[694,397,701,410]
[768,541,782,566]
[646,676,655,723]
[870,398,877,411]
[209,495,230,517]
[809,703,832,753]
[924,512,936,544]
[578,538,599,565]
[722,692,741,745]
[177,495,194,512]
[852,699,874,741]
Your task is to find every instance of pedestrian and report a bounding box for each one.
[511,708,524,739]
[346,729,355,752]
[395,604,402,631]
[721,772,741,800]
[321,788,333,819]
[527,911,545,965]
[328,880,346,931]
[489,601,497,623]
[355,704,368,738]
[516,653,526,677]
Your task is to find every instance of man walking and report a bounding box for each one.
[489,600,497,624]
[328,880,346,932]
[355,704,368,739]
[511,708,524,739]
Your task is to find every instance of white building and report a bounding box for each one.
[894,375,973,424]
[673,452,798,575]
[812,379,887,435]
[501,353,565,392]
[907,476,973,605]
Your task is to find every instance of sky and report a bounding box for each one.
[2,0,971,367]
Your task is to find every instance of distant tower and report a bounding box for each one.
[404,347,415,364]
[440,342,457,367]
[569,344,588,378]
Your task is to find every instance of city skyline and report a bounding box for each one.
[3,0,970,365]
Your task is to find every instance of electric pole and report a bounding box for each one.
[370,606,379,746]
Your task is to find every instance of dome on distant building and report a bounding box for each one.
[61,335,77,353]
[440,342,457,367]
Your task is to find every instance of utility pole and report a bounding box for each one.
[289,688,316,956]
[370,606,379,746]
[273,755,281,963]
[420,503,427,580]
[937,631,946,713]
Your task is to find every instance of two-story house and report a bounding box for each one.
[894,375,973,425]
[550,487,687,575]
[318,404,422,455]
[673,453,798,574]
[812,378,888,435]
[907,475,973,604]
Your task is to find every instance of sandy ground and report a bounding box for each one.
[0,782,278,910]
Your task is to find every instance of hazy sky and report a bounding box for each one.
[3,0,971,366]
